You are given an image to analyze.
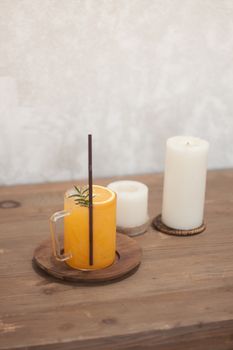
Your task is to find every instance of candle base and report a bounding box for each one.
[117,220,150,237]
[153,214,206,236]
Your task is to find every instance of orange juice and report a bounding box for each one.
[64,185,116,270]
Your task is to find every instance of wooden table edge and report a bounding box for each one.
[1,319,233,350]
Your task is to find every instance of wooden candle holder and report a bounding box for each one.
[153,214,206,237]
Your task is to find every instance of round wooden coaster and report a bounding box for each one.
[153,214,206,237]
[33,233,142,284]
[117,219,150,237]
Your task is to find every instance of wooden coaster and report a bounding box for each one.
[33,233,142,284]
[117,219,150,237]
[153,214,206,236]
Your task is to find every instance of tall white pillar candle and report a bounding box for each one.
[162,136,209,230]
[107,181,148,228]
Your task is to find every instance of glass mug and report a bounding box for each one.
[50,185,116,270]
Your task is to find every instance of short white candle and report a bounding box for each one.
[162,136,209,230]
[107,181,149,228]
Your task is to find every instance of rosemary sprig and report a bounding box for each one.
[68,185,95,207]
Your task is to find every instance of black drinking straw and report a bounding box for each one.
[88,134,93,266]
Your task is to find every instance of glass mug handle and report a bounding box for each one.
[50,210,72,261]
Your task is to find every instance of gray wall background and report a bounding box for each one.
[0,0,233,185]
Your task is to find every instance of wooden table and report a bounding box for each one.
[1,170,233,350]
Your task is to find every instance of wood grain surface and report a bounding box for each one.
[1,170,233,350]
[33,234,142,283]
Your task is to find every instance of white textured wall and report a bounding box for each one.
[0,0,233,185]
